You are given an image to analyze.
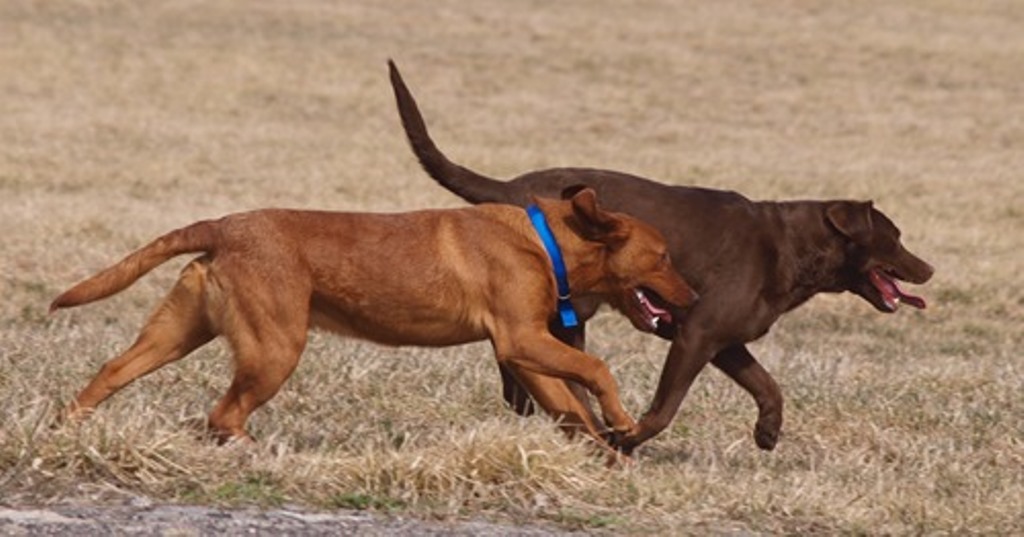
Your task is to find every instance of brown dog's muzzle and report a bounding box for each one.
[863,248,934,313]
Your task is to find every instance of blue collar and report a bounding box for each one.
[526,204,579,328]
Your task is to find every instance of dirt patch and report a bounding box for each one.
[0,503,588,536]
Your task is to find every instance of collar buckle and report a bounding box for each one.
[526,205,579,329]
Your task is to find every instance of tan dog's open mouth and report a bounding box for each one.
[869,268,926,311]
[633,287,674,331]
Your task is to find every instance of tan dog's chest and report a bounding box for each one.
[307,290,489,347]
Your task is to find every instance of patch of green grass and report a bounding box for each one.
[212,473,286,507]
[331,492,406,511]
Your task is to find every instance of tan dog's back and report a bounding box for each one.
[215,206,543,346]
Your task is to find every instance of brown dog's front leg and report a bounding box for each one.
[616,333,713,454]
[712,345,783,450]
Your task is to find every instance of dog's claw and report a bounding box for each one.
[602,429,639,457]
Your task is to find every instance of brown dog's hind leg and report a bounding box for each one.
[712,345,783,450]
[67,262,214,419]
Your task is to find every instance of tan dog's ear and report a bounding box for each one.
[560,184,589,200]
[826,201,874,245]
[568,187,628,247]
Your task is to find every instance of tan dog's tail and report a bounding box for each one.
[50,219,220,312]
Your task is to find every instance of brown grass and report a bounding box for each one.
[1,0,1022,533]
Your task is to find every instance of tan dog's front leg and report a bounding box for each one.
[505,366,633,465]
[497,333,636,435]
[503,366,603,439]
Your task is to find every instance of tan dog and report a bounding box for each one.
[51,188,697,448]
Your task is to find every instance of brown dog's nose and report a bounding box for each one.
[922,262,935,282]
[911,259,935,284]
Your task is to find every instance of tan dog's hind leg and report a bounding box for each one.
[205,340,305,443]
[68,261,215,420]
[205,286,309,443]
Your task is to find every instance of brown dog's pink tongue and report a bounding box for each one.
[897,286,926,309]
[871,269,926,310]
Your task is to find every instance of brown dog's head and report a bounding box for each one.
[826,201,934,313]
[557,186,698,332]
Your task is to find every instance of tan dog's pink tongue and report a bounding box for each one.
[638,291,673,322]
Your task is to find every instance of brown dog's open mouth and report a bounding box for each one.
[633,287,674,331]
[869,268,926,312]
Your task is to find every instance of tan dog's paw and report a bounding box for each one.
[62,403,95,424]
[604,448,635,469]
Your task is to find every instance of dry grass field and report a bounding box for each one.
[1,0,1022,534]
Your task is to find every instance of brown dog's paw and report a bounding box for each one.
[753,422,780,450]
[589,433,635,468]
[600,428,622,446]
[603,429,639,457]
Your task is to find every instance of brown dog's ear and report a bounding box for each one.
[826,201,874,245]
[568,187,627,246]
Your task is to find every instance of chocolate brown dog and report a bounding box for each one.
[388,60,934,454]
[50,188,696,446]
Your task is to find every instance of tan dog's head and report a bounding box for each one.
[556,186,698,333]
[826,201,934,313]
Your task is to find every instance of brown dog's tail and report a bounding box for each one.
[50,219,219,312]
[388,59,511,205]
